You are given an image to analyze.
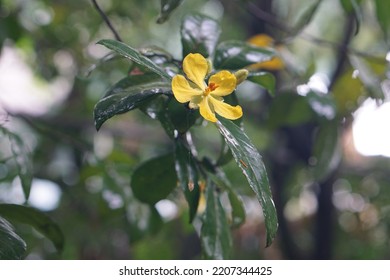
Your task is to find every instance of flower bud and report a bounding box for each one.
[206,59,213,75]
[234,69,249,85]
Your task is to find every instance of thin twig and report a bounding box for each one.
[91,0,123,42]
[246,1,386,64]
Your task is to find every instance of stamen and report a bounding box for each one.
[204,82,219,96]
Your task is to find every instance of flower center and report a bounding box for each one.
[204,82,218,96]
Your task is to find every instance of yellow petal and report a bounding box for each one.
[209,97,243,120]
[247,57,284,71]
[248,34,274,47]
[183,53,208,90]
[208,70,236,96]
[199,96,217,122]
[172,75,203,103]
[247,33,284,71]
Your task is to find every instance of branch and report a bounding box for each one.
[91,0,123,42]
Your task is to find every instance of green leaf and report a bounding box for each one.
[216,135,233,166]
[104,73,162,97]
[0,204,64,252]
[214,41,275,70]
[340,0,363,35]
[157,0,184,24]
[131,153,177,205]
[140,96,176,139]
[126,204,164,243]
[0,127,32,200]
[306,91,337,120]
[340,0,362,12]
[248,71,276,96]
[267,93,315,129]
[174,140,200,223]
[216,118,278,246]
[0,217,26,260]
[167,98,200,134]
[201,181,232,259]
[374,0,390,41]
[291,0,321,35]
[97,39,172,80]
[94,81,172,130]
[311,121,341,182]
[181,13,221,58]
[207,170,245,228]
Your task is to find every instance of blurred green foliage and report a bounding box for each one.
[0,0,390,260]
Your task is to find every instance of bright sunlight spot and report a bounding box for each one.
[352,98,390,157]
[28,179,62,211]
[0,45,72,115]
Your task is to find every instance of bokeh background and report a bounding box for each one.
[1,0,390,259]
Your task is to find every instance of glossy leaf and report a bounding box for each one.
[97,39,172,80]
[174,140,200,223]
[214,41,275,70]
[140,96,176,138]
[311,121,341,182]
[201,181,232,259]
[216,135,233,166]
[207,170,245,228]
[306,91,337,120]
[0,204,64,252]
[104,73,161,97]
[94,81,172,130]
[157,0,184,24]
[216,118,278,246]
[131,153,177,205]
[167,98,200,134]
[0,217,26,260]
[247,71,276,96]
[375,0,390,41]
[0,127,32,200]
[181,13,221,58]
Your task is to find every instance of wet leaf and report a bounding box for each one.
[181,13,221,58]
[311,121,341,182]
[167,99,200,134]
[97,39,172,80]
[248,71,276,96]
[0,217,26,260]
[104,73,161,97]
[157,0,184,24]
[131,153,177,205]
[216,118,278,246]
[207,170,245,228]
[201,181,232,259]
[140,96,176,139]
[214,41,275,70]
[306,90,337,120]
[0,204,64,252]
[174,140,200,223]
[94,81,172,130]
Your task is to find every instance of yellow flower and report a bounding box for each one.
[171,53,243,123]
[247,34,284,71]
